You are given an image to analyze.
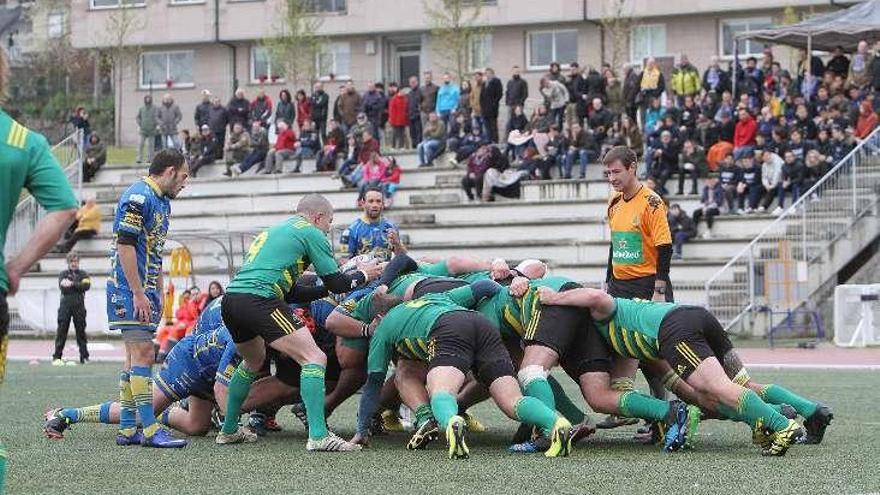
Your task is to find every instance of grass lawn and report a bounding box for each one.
[106,146,137,166]
[1,363,877,495]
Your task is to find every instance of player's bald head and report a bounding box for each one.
[296,194,333,216]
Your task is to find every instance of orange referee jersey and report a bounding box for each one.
[607,185,671,280]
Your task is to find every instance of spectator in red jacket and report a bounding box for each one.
[263,120,298,174]
[387,83,410,150]
[733,108,757,160]
[250,89,273,128]
[295,89,311,131]
[855,100,878,140]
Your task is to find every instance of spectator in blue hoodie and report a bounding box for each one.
[435,72,460,128]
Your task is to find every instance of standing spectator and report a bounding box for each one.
[776,149,805,215]
[227,89,251,129]
[223,122,250,177]
[237,121,269,175]
[417,112,446,167]
[564,63,586,128]
[668,204,696,260]
[702,56,730,94]
[826,46,851,79]
[584,65,606,104]
[469,72,483,133]
[156,94,182,150]
[83,134,106,182]
[275,89,295,133]
[649,130,680,196]
[540,76,569,129]
[361,81,387,143]
[733,108,757,160]
[692,173,723,238]
[291,121,320,173]
[310,82,330,142]
[136,95,159,164]
[407,76,423,147]
[52,253,91,366]
[387,82,409,150]
[190,125,219,177]
[505,65,529,120]
[251,89,273,129]
[639,57,665,110]
[60,199,101,253]
[562,122,597,179]
[670,54,701,103]
[855,100,878,140]
[294,89,311,132]
[194,89,212,128]
[263,120,297,174]
[435,72,460,126]
[848,40,874,89]
[797,49,825,98]
[741,57,764,109]
[758,149,784,213]
[587,97,614,144]
[717,153,741,212]
[381,157,402,207]
[482,68,503,143]
[207,96,229,155]
[738,153,763,213]
[604,67,624,116]
[622,65,641,121]
[419,70,439,129]
[69,107,91,149]
[546,61,564,82]
[337,81,362,133]
[677,139,706,195]
[458,80,473,120]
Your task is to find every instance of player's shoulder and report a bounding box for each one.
[119,180,152,207]
[640,187,665,211]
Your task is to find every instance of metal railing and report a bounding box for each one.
[704,126,880,333]
[4,130,83,261]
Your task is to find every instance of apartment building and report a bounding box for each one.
[69,0,852,145]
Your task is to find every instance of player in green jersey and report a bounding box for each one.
[217,194,382,451]
[352,281,573,459]
[536,287,828,456]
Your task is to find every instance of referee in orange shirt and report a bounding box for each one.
[596,145,674,433]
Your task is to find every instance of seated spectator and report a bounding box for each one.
[263,120,297,174]
[775,149,805,215]
[787,128,810,162]
[83,134,106,182]
[678,139,706,195]
[482,166,528,202]
[337,134,359,182]
[693,173,723,238]
[205,280,224,306]
[316,119,346,172]
[454,125,487,164]
[381,157,402,207]
[505,105,528,160]
[223,122,250,177]
[643,97,664,134]
[190,124,219,177]
[563,122,598,179]
[717,152,740,211]
[237,121,269,175]
[181,129,197,164]
[737,154,763,213]
[802,149,827,199]
[648,130,680,196]
[758,149,784,213]
[518,146,554,180]
[349,112,371,149]
[619,114,643,157]
[462,144,493,201]
[291,120,320,173]
[827,126,854,164]
[855,100,878,141]
[417,112,446,167]
[587,97,613,143]
[340,129,380,185]
[527,103,553,133]
[733,108,757,160]
[60,198,101,253]
[446,113,472,160]
[357,151,388,195]
[668,203,696,260]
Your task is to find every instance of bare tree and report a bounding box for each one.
[423,0,490,81]
[599,0,637,71]
[95,2,144,146]
[261,0,324,89]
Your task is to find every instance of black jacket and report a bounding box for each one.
[505,76,528,107]
[227,97,251,127]
[207,106,229,135]
[58,269,91,303]
[310,90,330,122]
[194,101,212,127]
[480,77,503,118]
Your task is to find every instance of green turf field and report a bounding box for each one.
[1,363,877,495]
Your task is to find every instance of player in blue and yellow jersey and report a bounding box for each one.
[536,287,831,455]
[192,295,224,336]
[106,149,189,448]
[338,187,399,261]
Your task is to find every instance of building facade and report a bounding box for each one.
[70,0,853,145]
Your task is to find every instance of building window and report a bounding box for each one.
[47,12,65,39]
[140,51,194,89]
[721,17,773,57]
[527,30,577,70]
[317,42,351,80]
[469,34,492,72]
[90,0,146,8]
[251,46,283,83]
[630,24,666,64]
[303,0,346,14]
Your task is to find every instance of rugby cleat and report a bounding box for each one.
[248,413,270,436]
[683,405,701,450]
[752,419,773,449]
[265,416,282,432]
[43,410,71,440]
[511,423,536,445]
[545,417,573,458]
[662,401,690,452]
[216,426,259,445]
[291,402,309,430]
[380,409,406,432]
[142,428,189,448]
[116,430,145,446]
[761,419,805,457]
[445,416,470,460]
[210,407,224,431]
[802,404,833,445]
[461,412,487,433]
[596,414,639,429]
[571,418,597,444]
[509,435,550,454]
[306,433,362,452]
[407,419,440,450]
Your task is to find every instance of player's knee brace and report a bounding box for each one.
[517,365,548,389]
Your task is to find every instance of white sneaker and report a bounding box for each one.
[701,230,712,240]
[65,360,77,366]
[757,206,766,213]
[306,433,362,452]
[772,206,784,216]
[51,359,65,367]
[231,165,241,177]
[216,426,259,445]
